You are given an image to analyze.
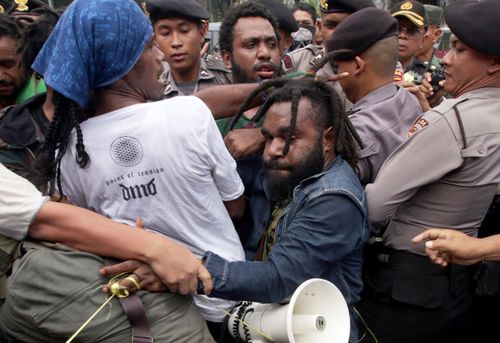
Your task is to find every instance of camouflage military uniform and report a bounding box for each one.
[162,56,232,98]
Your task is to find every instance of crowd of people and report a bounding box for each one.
[0,0,498,342]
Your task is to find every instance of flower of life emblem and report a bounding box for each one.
[110,136,144,167]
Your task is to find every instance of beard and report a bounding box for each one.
[263,135,325,203]
[230,57,281,84]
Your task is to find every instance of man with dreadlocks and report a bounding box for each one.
[104,77,370,342]
[0,0,245,341]
[325,7,422,185]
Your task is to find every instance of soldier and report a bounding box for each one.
[256,0,298,55]
[360,0,500,342]
[144,0,231,98]
[326,7,422,185]
[416,4,443,68]
[390,0,428,84]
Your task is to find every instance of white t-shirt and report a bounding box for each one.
[0,163,48,240]
[60,96,245,321]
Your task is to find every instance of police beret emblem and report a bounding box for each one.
[320,0,328,11]
[0,5,4,13]
[15,0,29,12]
[401,1,413,10]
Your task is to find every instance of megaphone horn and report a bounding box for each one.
[227,278,350,343]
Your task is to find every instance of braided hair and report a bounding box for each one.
[36,91,90,198]
[230,77,357,168]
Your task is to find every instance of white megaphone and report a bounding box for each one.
[227,278,350,343]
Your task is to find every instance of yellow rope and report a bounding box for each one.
[67,273,275,342]
[65,273,132,343]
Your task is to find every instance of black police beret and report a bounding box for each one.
[326,7,398,60]
[319,0,374,14]
[445,0,500,56]
[256,0,298,33]
[145,0,209,23]
[391,0,427,29]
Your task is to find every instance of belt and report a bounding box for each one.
[374,248,469,276]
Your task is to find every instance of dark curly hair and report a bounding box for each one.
[18,12,59,74]
[230,77,357,168]
[0,13,21,42]
[219,1,280,54]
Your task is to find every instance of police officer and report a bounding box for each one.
[360,1,500,342]
[144,0,231,98]
[326,7,422,185]
[282,0,373,78]
[256,0,298,55]
[391,0,428,84]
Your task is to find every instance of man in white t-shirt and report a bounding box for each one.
[0,0,240,341]
[60,96,245,323]
[0,162,214,341]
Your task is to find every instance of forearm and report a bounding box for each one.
[479,235,500,261]
[195,83,261,119]
[205,252,288,303]
[28,201,171,265]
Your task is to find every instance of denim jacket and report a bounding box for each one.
[205,156,370,339]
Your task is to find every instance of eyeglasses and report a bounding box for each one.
[398,26,425,37]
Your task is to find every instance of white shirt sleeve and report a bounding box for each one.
[59,142,88,208]
[197,98,244,201]
[0,163,49,240]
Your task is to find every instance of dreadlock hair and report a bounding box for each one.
[18,12,59,74]
[0,13,21,42]
[35,91,90,198]
[230,77,358,168]
[219,1,280,54]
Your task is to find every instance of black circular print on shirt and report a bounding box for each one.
[110,136,143,167]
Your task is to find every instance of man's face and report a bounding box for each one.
[319,12,350,47]
[0,36,26,101]
[125,38,165,101]
[154,18,206,76]
[419,25,441,56]
[293,10,315,27]
[442,36,493,98]
[396,17,425,65]
[221,17,281,83]
[261,99,326,202]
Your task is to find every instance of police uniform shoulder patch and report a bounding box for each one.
[407,117,429,138]
[282,54,294,69]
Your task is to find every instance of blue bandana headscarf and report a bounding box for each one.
[32,0,153,108]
